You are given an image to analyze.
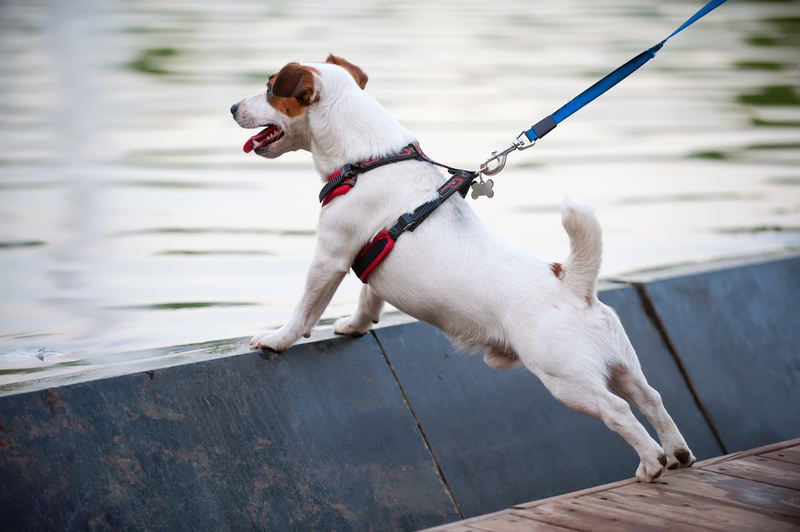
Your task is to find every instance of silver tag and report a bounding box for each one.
[471,179,494,199]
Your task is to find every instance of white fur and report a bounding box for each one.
[232,60,695,482]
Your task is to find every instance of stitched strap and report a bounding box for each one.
[351,168,477,283]
[352,231,395,282]
[319,144,427,205]
[319,143,474,205]
[315,143,478,283]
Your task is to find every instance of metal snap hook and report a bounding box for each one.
[480,152,508,176]
[479,143,517,176]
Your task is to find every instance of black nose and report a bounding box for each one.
[230,102,240,115]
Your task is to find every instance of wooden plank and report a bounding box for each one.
[469,513,573,532]
[422,440,800,532]
[581,491,723,531]
[419,510,514,532]
[512,498,696,532]
[658,468,800,519]
[584,481,800,531]
[761,448,800,466]
[424,524,488,532]
[704,455,800,491]
[511,477,637,510]
[660,437,800,474]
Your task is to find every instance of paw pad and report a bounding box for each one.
[674,449,693,465]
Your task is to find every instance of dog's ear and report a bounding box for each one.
[272,63,316,106]
[326,54,368,89]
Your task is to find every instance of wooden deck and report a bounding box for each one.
[421,438,800,531]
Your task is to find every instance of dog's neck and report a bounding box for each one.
[306,72,417,177]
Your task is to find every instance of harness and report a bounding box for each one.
[319,143,476,283]
[316,0,728,284]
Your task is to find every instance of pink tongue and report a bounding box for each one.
[243,125,278,153]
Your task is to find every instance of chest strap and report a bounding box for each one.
[351,168,474,282]
[320,143,429,206]
[318,143,475,283]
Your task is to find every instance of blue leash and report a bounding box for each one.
[477,0,728,180]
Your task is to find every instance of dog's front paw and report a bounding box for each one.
[333,316,372,337]
[250,330,294,352]
[664,446,696,470]
[635,452,667,483]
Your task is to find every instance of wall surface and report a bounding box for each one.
[1,252,798,531]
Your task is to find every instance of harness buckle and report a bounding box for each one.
[340,163,357,178]
[398,212,418,232]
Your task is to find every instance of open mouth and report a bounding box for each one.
[243,124,285,153]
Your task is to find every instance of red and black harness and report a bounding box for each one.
[319,143,476,283]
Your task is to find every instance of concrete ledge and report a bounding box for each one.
[627,252,800,453]
[1,251,798,530]
[374,283,724,518]
[0,333,458,531]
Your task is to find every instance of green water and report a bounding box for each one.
[1,0,799,383]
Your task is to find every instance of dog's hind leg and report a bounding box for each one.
[538,372,667,482]
[608,361,696,470]
[334,284,384,336]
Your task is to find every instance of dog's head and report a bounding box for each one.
[230,55,368,159]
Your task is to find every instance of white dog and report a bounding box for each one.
[231,55,695,482]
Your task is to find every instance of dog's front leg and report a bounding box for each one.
[251,253,347,352]
[334,284,384,336]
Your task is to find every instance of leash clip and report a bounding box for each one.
[478,130,536,177]
[478,144,514,176]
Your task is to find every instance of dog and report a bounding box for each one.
[230,55,695,482]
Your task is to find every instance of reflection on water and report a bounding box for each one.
[1,0,799,385]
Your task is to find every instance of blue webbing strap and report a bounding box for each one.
[525,0,728,142]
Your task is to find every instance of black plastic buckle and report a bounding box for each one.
[340,163,357,179]
[398,213,418,232]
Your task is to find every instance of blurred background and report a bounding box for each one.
[1,0,798,383]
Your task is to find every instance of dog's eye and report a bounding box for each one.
[266,84,272,98]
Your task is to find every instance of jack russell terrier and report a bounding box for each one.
[230,55,695,482]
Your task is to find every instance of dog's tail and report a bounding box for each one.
[561,196,603,305]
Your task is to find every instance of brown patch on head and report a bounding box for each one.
[268,63,318,117]
[326,54,368,89]
[550,262,563,278]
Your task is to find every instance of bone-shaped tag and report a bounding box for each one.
[471,179,494,199]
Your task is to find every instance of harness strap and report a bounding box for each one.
[524,0,728,142]
[351,169,474,282]
[317,142,476,283]
[319,143,472,205]
[320,167,358,207]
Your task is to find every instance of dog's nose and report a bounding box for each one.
[230,102,240,115]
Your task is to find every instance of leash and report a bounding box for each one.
[321,0,728,283]
[475,0,728,185]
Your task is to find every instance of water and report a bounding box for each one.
[1,0,799,386]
